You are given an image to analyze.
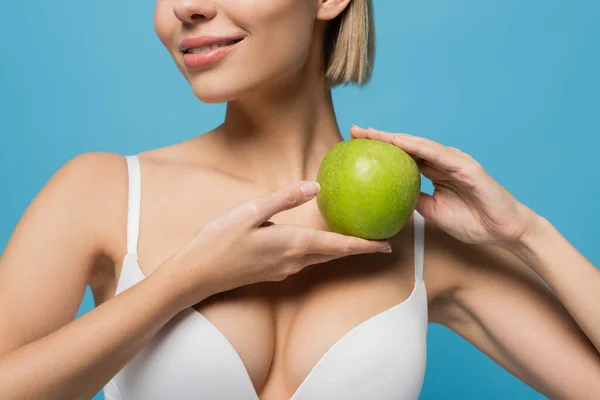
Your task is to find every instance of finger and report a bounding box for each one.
[353,127,425,165]
[447,146,464,155]
[419,161,450,182]
[389,134,467,173]
[245,181,321,227]
[350,125,370,138]
[415,192,437,221]
[350,125,390,141]
[301,228,392,256]
[352,127,468,173]
[351,127,426,161]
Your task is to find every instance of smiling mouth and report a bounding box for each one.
[183,38,244,55]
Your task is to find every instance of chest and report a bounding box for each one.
[107,178,426,398]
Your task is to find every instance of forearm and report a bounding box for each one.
[0,259,189,400]
[508,214,600,352]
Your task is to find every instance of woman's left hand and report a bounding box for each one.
[350,126,538,247]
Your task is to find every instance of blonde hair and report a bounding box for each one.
[324,0,375,87]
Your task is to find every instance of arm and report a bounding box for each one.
[510,215,600,353]
[0,153,192,400]
[348,126,600,399]
[430,218,600,399]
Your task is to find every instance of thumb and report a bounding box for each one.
[248,181,321,226]
[415,192,436,221]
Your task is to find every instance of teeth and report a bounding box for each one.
[189,43,230,54]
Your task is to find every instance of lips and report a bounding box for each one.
[179,35,245,54]
[179,35,245,69]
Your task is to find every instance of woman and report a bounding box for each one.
[0,0,598,399]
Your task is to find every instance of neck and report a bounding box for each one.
[214,76,344,191]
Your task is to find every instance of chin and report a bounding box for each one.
[184,68,260,104]
[192,89,237,104]
[184,76,234,103]
[187,72,280,104]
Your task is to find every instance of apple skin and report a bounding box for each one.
[316,139,421,240]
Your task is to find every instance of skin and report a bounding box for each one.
[0,0,598,399]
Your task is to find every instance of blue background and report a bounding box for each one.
[1,1,598,399]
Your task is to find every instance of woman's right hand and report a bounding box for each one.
[161,181,392,308]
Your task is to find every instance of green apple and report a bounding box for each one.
[316,138,421,240]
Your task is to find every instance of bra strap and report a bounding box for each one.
[125,155,141,256]
[413,210,425,281]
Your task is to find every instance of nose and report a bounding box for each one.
[173,0,217,24]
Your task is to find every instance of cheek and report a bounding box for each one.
[154,2,174,48]
[154,2,187,76]
[231,0,317,72]
[151,0,319,102]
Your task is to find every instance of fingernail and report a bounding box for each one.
[301,182,320,196]
[379,246,392,253]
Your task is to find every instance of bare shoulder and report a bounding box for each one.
[0,151,133,276]
[0,152,128,269]
[0,152,131,353]
[30,152,127,230]
[46,151,125,189]
[43,152,130,256]
[30,151,138,289]
[59,152,128,206]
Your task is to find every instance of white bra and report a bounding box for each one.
[103,155,428,400]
